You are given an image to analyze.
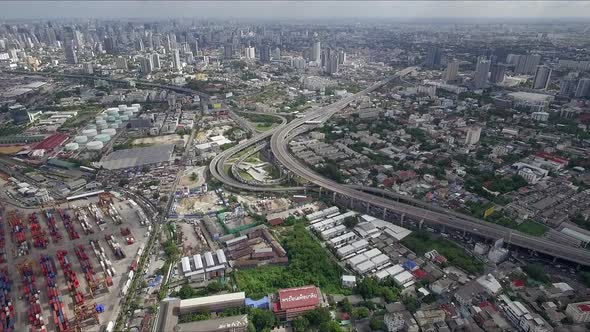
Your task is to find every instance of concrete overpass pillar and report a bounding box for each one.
[383,208,387,219]
[419,219,424,229]
[366,202,370,213]
[332,192,336,203]
[318,187,322,197]
[349,196,354,209]
[552,257,557,263]
[400,213,405,227]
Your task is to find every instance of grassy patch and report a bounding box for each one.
[401,231,483,275]
[515,220,548,237]
[60,105,103,129]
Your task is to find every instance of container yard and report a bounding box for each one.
[0,194,151,332]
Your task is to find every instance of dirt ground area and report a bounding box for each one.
[3,195,150,332]
[131,134,187,147]
[178,166,206,188]
[177,221,212,256]
[175,192,224,216]
[241,196,291,214]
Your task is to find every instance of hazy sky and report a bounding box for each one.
[2,1,590,20]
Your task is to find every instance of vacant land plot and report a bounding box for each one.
[132,134,187,147]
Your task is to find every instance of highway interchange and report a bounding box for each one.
[7,69,590,266]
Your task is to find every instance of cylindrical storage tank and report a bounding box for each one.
[101,128,116,136]
[87,141,104,150]
[82,129,98,137]
[107,107,119,112]
[118,105,127,111]
[95,134,111,143]
[65,143,79,151]
[74,135,88,144]
[128,107,139,114]
[107,116,116,122]
[131,103,141,110]
[107,108,119,115]
[115,120,122,125]
[95,115,105,121]
[97,124,108,131]
[123,110,133,116]
[109,123,119,129]
[120,115,129,121]
[87,124,97,129]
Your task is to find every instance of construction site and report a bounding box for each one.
[0,192,152,332]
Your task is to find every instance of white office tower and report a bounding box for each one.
[442,61,459,82]
[465,126,482,145]
[273,47,281,60]
[311,40,321,62]
[532,65,552,90]
[151,53,161,69]
[172,48,181,71]
[244,46,255,60]
[115,56,128,70]
[140,56,153,74]
[474,59,491,89]
[290,57,306,69]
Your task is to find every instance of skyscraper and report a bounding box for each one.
[104,37,117,55]
[311,39,321,62]
[172,48,181,71]
[259,45,271,63]
[224,43,234,59]
[490,64,507,84]
[442,61,459,82]
[184,51,194,64]
[338,50,346,65]
[532,65,552,90]
[273,47,281,60]
[326,53,339,75]
[425,46,442,68]
[474,59,491,89]
[151,53,161,69]
[135,38,144,52]
[63,27,78,64]
[515,54,541,74]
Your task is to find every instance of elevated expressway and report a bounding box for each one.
[11,70,590,266]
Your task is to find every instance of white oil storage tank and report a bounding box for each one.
[86,141,104,150]
[65,143,79,151]
[94,134,111,143]
[101,128,116,136]
[74,135,88,144]
[82,129,98,137]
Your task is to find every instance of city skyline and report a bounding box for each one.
[2,1,590,20]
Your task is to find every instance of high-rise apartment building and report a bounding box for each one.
[575,79,590,98]
[311,40,321,62]
[224,43,234,59]
[151,53,161,69]
[532,65,552,90]
[514,54,541,74]
[139,56,153,74]
[425,46,442,68]
[244,46,255,60]
[172,48,181,71]
[490,64,508,84]
[442,61,459,82]
[474,59,491,89]
[259,45,271,63]
[63,27,78,64]
[104,37,117,55]
[559,78,577,97]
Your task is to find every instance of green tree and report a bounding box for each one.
[343,216,359,229]
[339,298,353,313]
[352,307,370,320]
[369,318,385,331]
[355,277,380,299]
[250,308,276,331]
[305,307,332,326]
[318,321,342,332]
[178,284,196,299]
[292,316,310,332]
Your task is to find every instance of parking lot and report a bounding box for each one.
[1,193,150,332]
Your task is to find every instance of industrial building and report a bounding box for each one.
[179,249,229,281]
[223,226,288,269]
